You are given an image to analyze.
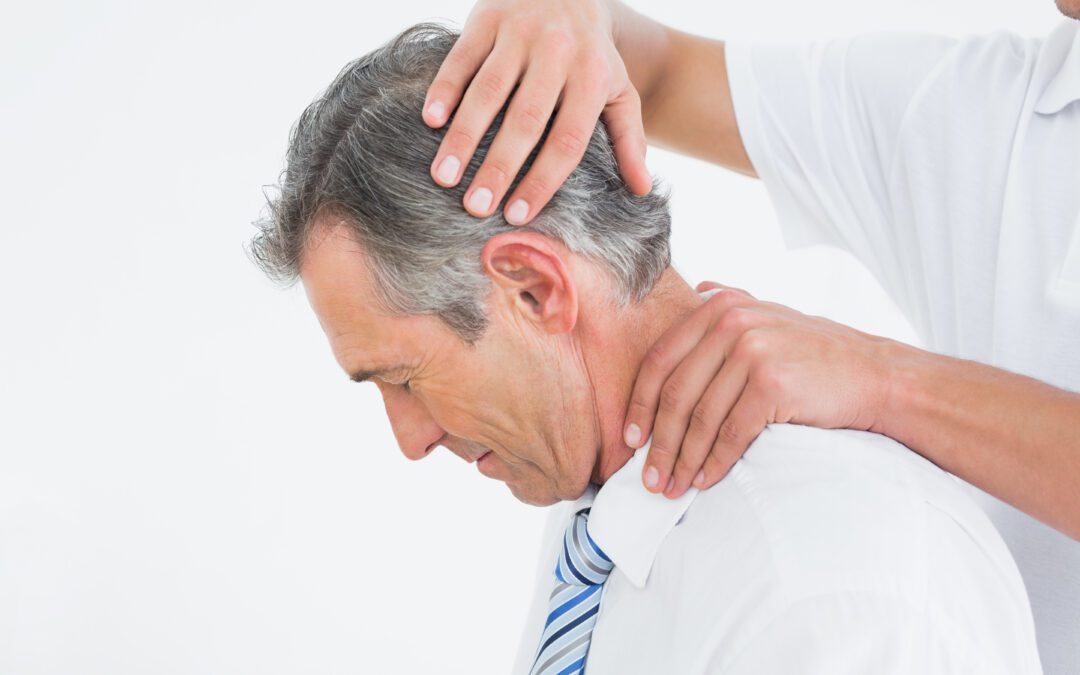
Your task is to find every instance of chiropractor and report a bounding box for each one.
[420,0,1080,671]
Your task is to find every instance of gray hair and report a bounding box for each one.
[250,23,671,342]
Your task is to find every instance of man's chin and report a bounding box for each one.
[508,483,562,507]
[1057,0,1080,19]
[504,475,593,507]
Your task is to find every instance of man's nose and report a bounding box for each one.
[378,383,445,461]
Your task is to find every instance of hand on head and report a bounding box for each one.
[422,0,652,225]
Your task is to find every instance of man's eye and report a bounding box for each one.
[401,379,412,393]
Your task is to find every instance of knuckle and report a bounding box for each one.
[734,330,770,362]
[446,126,478,150]
[716,418,743,447]
[754,362,784,390]
[717,306,753,335]
[476,71,510,104]
[480,158,513,188]
[705,289,753,316]
[688,405,714,435]
[445,42,478,70]
[502,15,533,41]
[627,396,652,417]
[518,172,554,200]
[578,55,610,86]
[550,127,589,158]
[428,78,456,99]
[643,341,671,372]
[658,380,686,416]
[704,290,736,311]
[649,441,675,460]
[540,26,576,55]
[512,101,550,137]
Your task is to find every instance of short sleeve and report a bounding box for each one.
[725,34,956,283]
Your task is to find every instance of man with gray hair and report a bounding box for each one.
[251,24,1043,674]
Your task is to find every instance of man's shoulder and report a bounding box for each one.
[580,425,1039,675]
[711,423,966,517]
[674,424,1019,604]
[717,423,980,521]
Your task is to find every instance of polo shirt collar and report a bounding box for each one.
[1035,20,1080,115]
[584,439,699,589]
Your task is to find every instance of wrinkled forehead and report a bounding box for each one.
[299,225,403,365]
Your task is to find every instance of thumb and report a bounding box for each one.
[694,280,725,293]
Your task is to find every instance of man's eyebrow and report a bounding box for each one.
[349,366,399,383]
[349,368,384,383]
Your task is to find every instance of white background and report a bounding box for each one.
[0,1,1066,673]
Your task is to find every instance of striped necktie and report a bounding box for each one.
[530,508,614,675]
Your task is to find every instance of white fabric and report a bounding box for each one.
[512,425,1042,674]
[585,444,697,588]
[726,22,1080,673]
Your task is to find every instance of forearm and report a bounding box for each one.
[875,342,1080,540]
[608,2,754,175]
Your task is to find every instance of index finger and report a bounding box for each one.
[423,19,497,128]
[504,84,649,225]
[499,68,607,225]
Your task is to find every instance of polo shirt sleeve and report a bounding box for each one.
[725,34,955,280]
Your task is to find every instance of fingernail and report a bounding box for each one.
[693,470,705,488]
[467,187,493,214]
[506,199,530,225]
[436,155,460,185]
[665,476,675,494]
[644,466,659,489]
[624,423,641,447]
[426,100,446,122]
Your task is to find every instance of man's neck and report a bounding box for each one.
[577,269,705,485]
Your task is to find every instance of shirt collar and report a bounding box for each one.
[1034,20,1080,116]
[584,439,699,589]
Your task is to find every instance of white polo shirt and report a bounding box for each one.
[726,21,1080,673]
[512,426,1042,674]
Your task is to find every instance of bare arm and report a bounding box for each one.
[611,4,754,175]
[880,342,1080,539]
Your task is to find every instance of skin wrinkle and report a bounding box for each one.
[516,300,587,494]
[550,326,599,497]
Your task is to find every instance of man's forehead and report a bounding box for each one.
[301,222,368,288]
[299,225,392,365]
[301,223,379,317]
[299,221,443,377]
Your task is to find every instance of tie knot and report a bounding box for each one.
[555,508,614,586]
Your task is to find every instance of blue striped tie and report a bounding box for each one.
[530,508,614,675]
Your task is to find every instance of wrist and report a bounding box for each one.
[606,0,622,45]
[607,2,670,104]
[869,338,929,442]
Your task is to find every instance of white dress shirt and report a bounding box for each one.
[726,21,1080,673]
[513,425,1042,674]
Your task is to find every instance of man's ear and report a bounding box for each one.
[480,232,579,335]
